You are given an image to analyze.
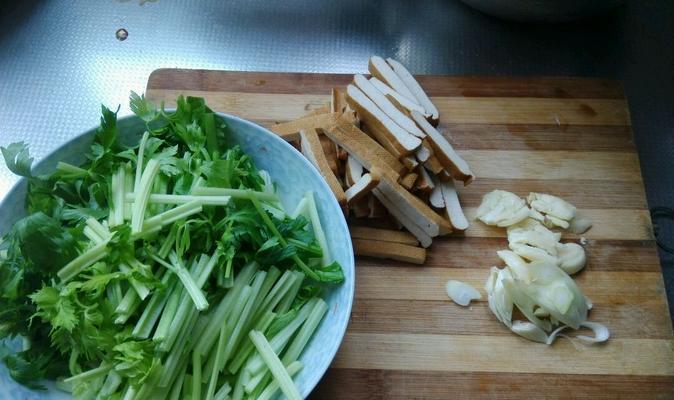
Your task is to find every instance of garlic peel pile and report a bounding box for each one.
[446,280,482,306]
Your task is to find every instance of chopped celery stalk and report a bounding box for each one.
[169,363,188,400]
[158,224,179,258]
[57,240,109,282]
[192,186,277,202]
[193,263,257,355]
[258,170,274,194]
[62,362,112,383]
[290,197,308,219]
[138,200,203,236]
[183,375,193,400]
[122,385,137,400]
[196,251,219,288]
[257,361,303,400]
[248,330,302,400]
[205,325,227,400]
[256,272,297,322]
[131,158,161,234]
[282,298,328,365]
[123,162,134,220]
[86,217,111,240]
[162,288,200,352]
[115,288,140,325]
[158,310,199,387]
[110,164,127,227]
[277,271,305,314]
[228,310,276,375]
[213,382,231,400]
[243,369,267,394]
[83,226,103,243]
[56,161,89,176]
[245,299,314,376]
[98,370,122,398]
[133,272,173,338]
[118,262,150,300]
[134,131,150,191]
[192,352,202,400]
[124,193,232,205]
[305,190,331,266]
[251,267,281,314]
[231,368,249,400]
[153,282,182,342]
[168,252,209,311]
[261,203,286,220]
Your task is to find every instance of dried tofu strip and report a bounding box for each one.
[423,155,444,174]
[429,185,445,208]
[345,170,380,204]
[361,122,404,160]
[270,112,340,141]
[435,169,452,183]
[346,84,421,155]
[402,155,419,170]
[416,166,435,193]
[323,119,405,176]
[415,140,433,163]
[299,129,346,207]
[377,175,452,236]
[412,111,474,185]
[386,58,440,123]
[368,195,388,218]
[331,88,348,114]
[349,226,419,246]
[353,74,425,139]
[368,56,417,102]
[319,134,340,176]
[352,238,426,265]
[440,180,469,231]
[370,77,428,117]
[399,172,418,190]
[350,195,371,218]
[372,188,433,248]
[345,155,364,187]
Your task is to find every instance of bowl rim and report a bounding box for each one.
[0,111,355,398]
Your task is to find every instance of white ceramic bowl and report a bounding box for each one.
[0,113,355,399]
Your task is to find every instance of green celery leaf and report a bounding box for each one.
[1,142,34,178]
[313,261,345,284]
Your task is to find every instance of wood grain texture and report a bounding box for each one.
[146,69,674,399]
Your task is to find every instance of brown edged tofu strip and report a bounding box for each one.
[370,77,429,117]
[299,129,347,208]
[439,180,469,231]
[423,155,444,174]
[435,169,452,182]
[416,166,435,193]
[386,58,440,124]
[415,139,433,162]
[270,112,340,141]
[335,143,348,161]
[361,123,404,161]
[331,88,347,114]
[402,155,419,171]
[429,184,446,209]
[368,56,417,102]
[353,74,425,139]
[345,169,380,205]
[352,238,426,265]
[372,187,433,247]
[368,194,388,218]
[411,110,474,185]
[323,118,405,177]
[345,155,364,187]
[398,172,418,190]
[350,194,371,218]
[319,133,340,176]
[349,226,419,246]
[377,175,452,237]
[346,84,421,155]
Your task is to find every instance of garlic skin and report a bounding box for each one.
[476,190,531,227]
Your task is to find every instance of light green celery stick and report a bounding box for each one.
[305,190,331,266]
[123,162,134,220]
[192,352,202,400]
[193,263,258,355]
[108,163,119,225]
[131,360,164,400]
[122,384,137,400]
[213,382,231,400]
[82,226,103,243]
[277,271,305,314]
[125,193,231,205]
[245,299,314,376]
[253,266,281,312]
[196,251,219,288]
[257,361,303,400]
[252,270,293,322]
[158,309,199,387]
[62,362,111,384]
[112,164,127,226]
[161,289,198,352]
[137,201,203,238]
[249,331,302,400]
[134,131,150,190]
[201,285,253,382]
[118,262,150,300]
[169,362,188,400]
[261,203,286,220]
[96,370,122,400]
[231,368,249,400]
[166,252,209,311]
[282,298,328,365]
[114,289,141,324]
[132,271,173,339]
[243,369,268,394]
[183,375,193,400]
[85,217,110,240]
[106,282,122,309]
[219,272,265,369]
[290,197,308,219]
[56,161,88,175]
[57,241,109,282]
[149,174,169,215]
[153,282,182,342]
[205,325,227,400]
[227,310,276,375]
[158,224,179,258]
[192,186,277,202]
[131,158,161,234]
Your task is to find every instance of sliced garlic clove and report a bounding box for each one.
[576,321,610,344]
[446,280,482,307]
[507,219,561,255]
[555,242,586,275]
[527,192,577,221]
[496,250,530,282]
[485,267,514,326]
[476,190,531,227]
[509,242,560,265]
[543,215,570,229]
[511,320,549,344]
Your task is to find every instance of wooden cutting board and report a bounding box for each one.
[146,69,674,399]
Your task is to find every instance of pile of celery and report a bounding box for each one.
[0,93,344,400]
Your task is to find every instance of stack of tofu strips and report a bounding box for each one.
[270,56,474,264]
